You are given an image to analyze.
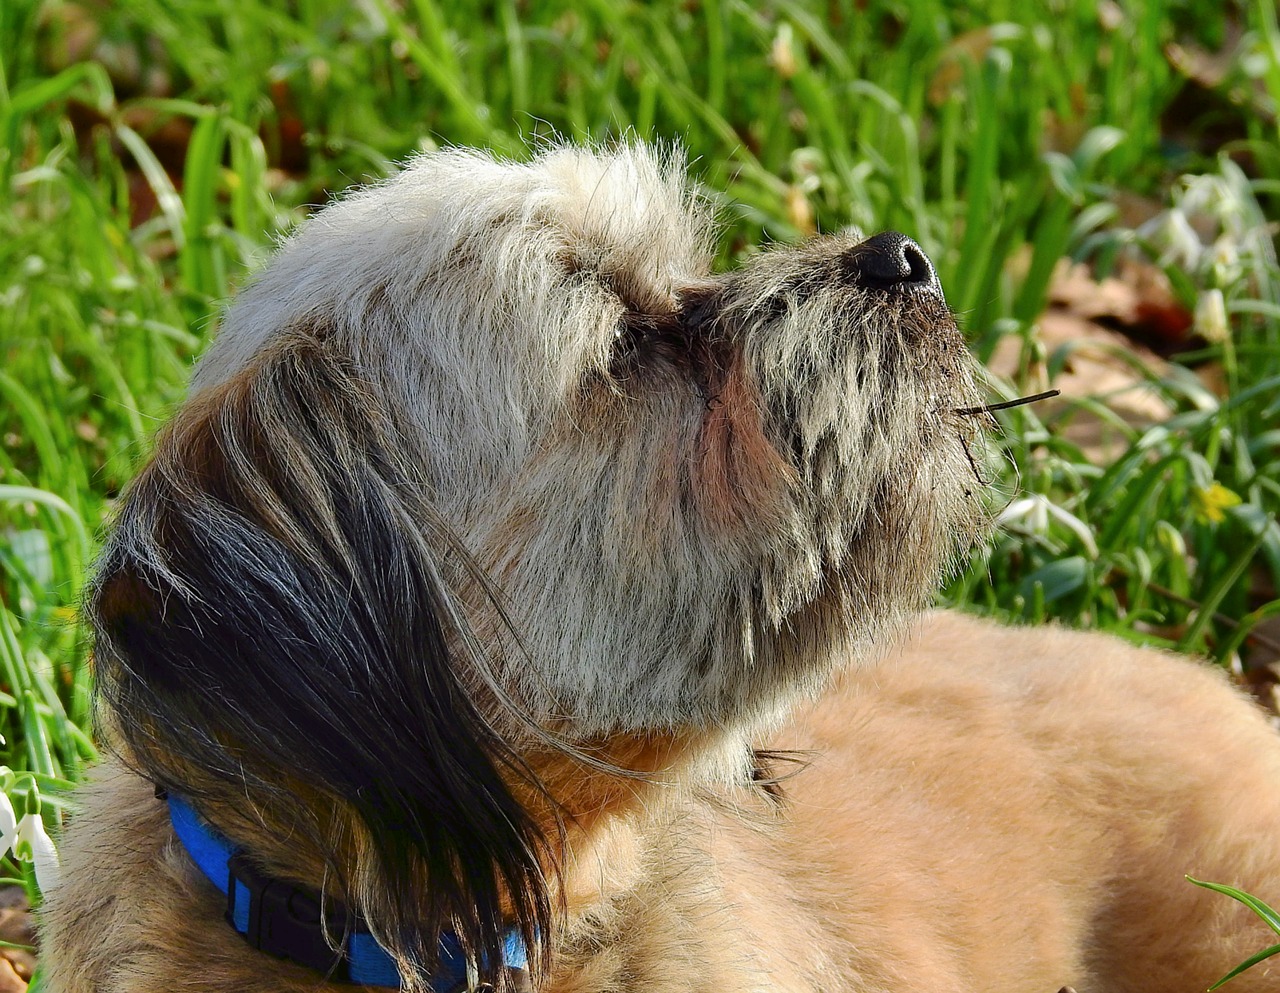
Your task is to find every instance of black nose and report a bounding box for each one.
[843,232,939,294]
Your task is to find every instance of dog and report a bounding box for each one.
[40,143,1280,993]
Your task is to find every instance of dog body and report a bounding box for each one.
[41,144,1280,992]
[47,613,1280,992]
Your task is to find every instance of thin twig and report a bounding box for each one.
[1139,579,1280,658]
[954,389,1061,416]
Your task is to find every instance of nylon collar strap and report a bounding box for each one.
[167,793,530,990]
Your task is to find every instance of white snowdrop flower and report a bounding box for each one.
[770,22,798,79]
[0,793,15,859]
[997,493,1099,558]
[1210,237,1242,286]
[1157,208,1203,272]
[15,812,60,893]
[1195,288,1229,344]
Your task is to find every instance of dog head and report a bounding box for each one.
[89,143,989,988]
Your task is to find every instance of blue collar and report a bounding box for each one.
[167,793,529,990]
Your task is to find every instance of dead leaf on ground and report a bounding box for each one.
[0,888,35,985]
[0,957,25,993]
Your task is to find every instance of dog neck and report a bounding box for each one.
[159,734,796,991]
[165,791,531,990]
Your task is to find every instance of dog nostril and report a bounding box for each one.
[844,232,939,292]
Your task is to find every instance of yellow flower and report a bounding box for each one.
[1193,482,1242,524]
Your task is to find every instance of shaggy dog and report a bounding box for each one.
[41,144,1280,992]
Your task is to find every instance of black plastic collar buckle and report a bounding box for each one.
[226,852,350,980]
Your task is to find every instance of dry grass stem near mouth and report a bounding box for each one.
[954,388,1062,417]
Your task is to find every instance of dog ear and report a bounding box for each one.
[89,328,556,990]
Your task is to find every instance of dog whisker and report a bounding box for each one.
[958,432,991,488]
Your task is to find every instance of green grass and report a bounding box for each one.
[1188,877,1280,989]
[1,0,1278,905]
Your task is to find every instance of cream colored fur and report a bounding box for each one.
[46,613,1280,991]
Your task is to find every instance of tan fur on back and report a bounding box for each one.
[46,612,1280,991]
